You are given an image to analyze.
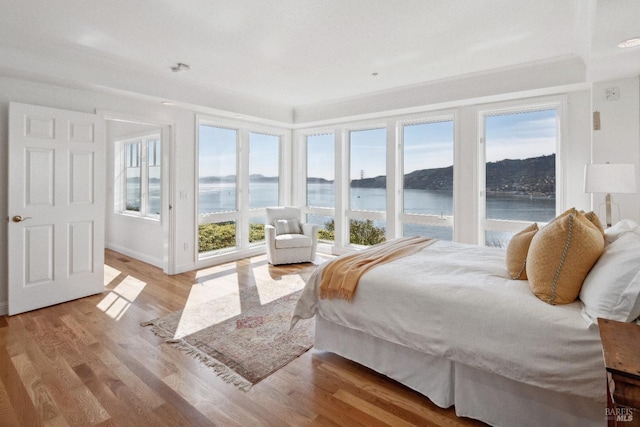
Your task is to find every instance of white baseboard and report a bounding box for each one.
[106,243,164,269]
[0,300,8,316]
[173,262,197,274]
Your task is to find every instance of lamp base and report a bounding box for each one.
[606,193,612,228]
[602,193,622,228]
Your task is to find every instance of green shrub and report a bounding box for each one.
[199,222,266,252]
[249,223,265,243]
[318,218,335,242]
[198,222,236,252]
[349,219,386,245]
[318,219,385,246]
[199,219,384,252]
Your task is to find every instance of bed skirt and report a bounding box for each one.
[315,316,604,427]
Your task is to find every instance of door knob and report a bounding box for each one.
[12,215,32,223]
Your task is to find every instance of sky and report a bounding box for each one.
[485,109,556,163]
[307,133,334,180]
[199,125,237,177]
[199,108,557,179]
[199,126,279,177]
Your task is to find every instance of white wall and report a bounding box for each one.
[591,76,640,224]
[565,89,595,211]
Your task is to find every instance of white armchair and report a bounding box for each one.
[265,206,318,265]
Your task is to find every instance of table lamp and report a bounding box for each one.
[584,163,636,227]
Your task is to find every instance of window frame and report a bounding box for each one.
[248,131,282,211]
[197,123,241,254]
[346,125,388,247]
[398,114,456,239]
[248,130,283,246]
[303,132,337,244]
[477,98,565,245]
[114,132,162,221]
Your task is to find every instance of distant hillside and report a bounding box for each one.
[351,154,555,196]
[198,154,555,197]
[199,174,279,183]
[485,154,555,196]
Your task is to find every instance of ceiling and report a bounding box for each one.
[0,0,639,111]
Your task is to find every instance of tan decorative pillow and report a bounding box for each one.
[582,210,605,236]
[506,223,538,280]
[526,211,604,305]
[551,208,603,234]
[554,207,577,222]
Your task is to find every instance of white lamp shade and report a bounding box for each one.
[584,163,636,194]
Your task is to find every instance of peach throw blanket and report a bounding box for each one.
[319,236,432,301]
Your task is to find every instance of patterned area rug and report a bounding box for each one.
[141,269,315,390]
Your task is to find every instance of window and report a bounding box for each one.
[199,126,237,215]
[481,107,558,247]
[248,132,280,244]
[147,138,161,216]
[197,119,287,257]
[401,120,454,240]
[306,133,335,242]
[124,141,140,212]
[249,132,280,209]
[350,128,386,212]
[307,133,335,209]
[198,125,238,253]
[116,134,161,219]
[349,128,387,245]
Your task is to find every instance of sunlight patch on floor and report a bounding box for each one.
[253,265,307,305]
[172,273,243,337]
[104,264,122,287]
[97,275,146,320]
[169,259,312,338]
[194,263,236,280]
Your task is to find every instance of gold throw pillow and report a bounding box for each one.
[582,210,605,236]
[526,211,604,305]
[506,223,538,280]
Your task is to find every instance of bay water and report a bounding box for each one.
[131,181,555,245]
[196,182,555,243]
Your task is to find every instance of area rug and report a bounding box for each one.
[141,270,315,391]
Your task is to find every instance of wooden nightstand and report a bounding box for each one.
[598,318,640,427]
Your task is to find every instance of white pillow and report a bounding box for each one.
[580,230,640,323]
[604,219,639,244]
[274,219,301,235]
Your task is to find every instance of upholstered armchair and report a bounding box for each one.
[265,206,318,265]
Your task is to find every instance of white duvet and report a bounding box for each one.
[292,240,605,402]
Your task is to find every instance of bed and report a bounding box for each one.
[292,217,640,427]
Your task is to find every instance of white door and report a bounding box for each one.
[8,102,105,315]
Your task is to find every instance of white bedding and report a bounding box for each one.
[292,239,606,402]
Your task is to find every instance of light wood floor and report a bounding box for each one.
[0,249,487,427]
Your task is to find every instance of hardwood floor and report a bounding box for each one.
[0,249,487,426]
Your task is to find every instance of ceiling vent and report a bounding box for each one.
[171,63,191,73]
